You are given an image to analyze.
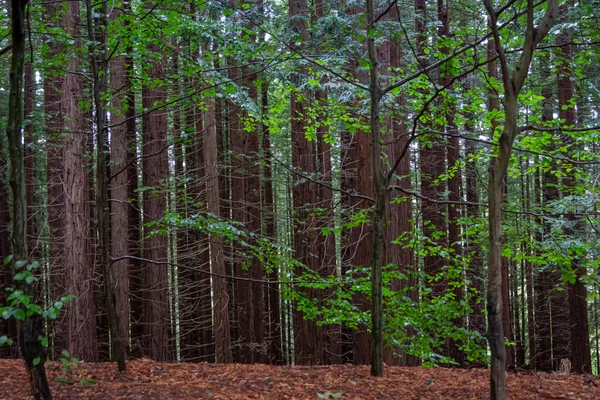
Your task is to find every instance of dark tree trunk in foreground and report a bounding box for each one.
[484,0,557,398]
[487,37,514,368]
[365,0,385,376]
[6,0,52,395]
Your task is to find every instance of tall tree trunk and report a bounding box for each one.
[487,37,513,369]
[6,0,52,394]
[141,32,170,361]
[382,3,418,368]
[0,144,15,359]
[524,161,536,368]
[87,0,126,370]
[204,66,233,364]
[261,81,283,365]
[289,0,325,365]
[416,0,448,305]
[440,0,465,366]
[44,1,67,359]
[557,15,591,372]
[61,0,98,361]
[243,39,265,363]
[365,0,385,375]
[24,57,36,261]
[465,128,485,338]
[312,0,339,366]
[484,0,557,397]
[109,1,134,356]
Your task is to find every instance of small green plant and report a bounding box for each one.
[0,256,76,373]
[55,350,95,386]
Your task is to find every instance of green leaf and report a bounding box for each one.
[61,349,70,358]
[14,271,28,281]
[33,357,41,366]
[13,309,25,321]
[357,59,371,69]
[0,335,13,346]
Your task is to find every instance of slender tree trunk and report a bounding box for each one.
[262,81,283,365]
[313,0,340,366]
[204,66,233,364]
[487,37,514,368]
[524,162,536,368]
[87,0,126,370]
[465,130,485,337]
[440,0,465,366]
[0,145,15,359]
[109,1,133,356]
[243,45,265,364]
[366,0,385,375]
[484,0,557,396]
[44,0,67,359]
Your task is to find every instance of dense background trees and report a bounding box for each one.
[1,0,600,397]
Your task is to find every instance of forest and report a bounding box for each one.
[0,0,600,397]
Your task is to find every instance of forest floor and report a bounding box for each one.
[1,358,600,399]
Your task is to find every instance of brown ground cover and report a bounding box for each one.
[0,358,599,399]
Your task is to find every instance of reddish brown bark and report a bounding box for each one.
[261,80,283,365]
[141,38,170,361]
[44,1,67,359]
[205,76,233,364]
[109,5,134,354]
[289,0,327,365]
[415,0,447,302]
[557,18,591,373]
[245,67,266,364]
[58,0,98,361]
[439,0,465,366]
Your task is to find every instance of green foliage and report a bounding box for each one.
[292,263,488,366]
[0,257,75,351]
[55,350,96,386]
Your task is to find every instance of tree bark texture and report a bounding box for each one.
[205,83,233,364]
[6,0,52,395]
[141,38,170,361]
[557,16,591,372]
[109,3,135,356]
